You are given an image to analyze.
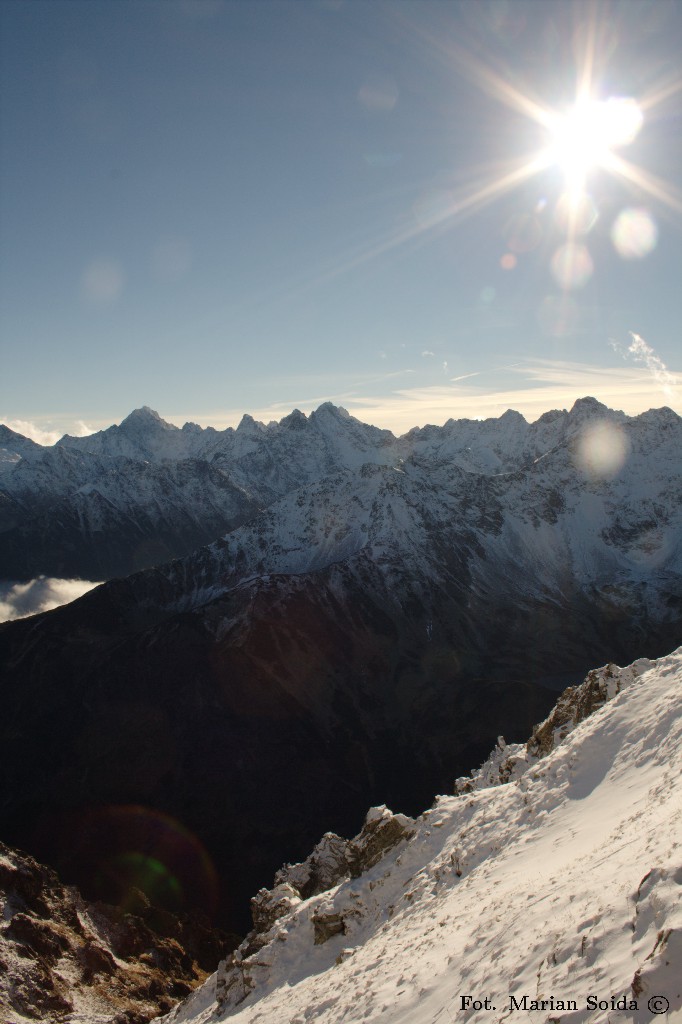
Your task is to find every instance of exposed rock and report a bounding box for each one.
[249,884,301,940]
[274,832,349,899]
[453,735,529,794]
[454,657,653,794]
[208,805,415,1013]
[346,806,416,879]
[311,910,346,945]
[526,659,647,758]
[0,841,239,1023]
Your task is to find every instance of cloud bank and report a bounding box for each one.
[3,419,95,446]
[0,577,101,622]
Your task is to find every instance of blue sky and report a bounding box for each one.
[1,0,681,439]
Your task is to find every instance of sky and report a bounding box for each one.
[1,0,681,439]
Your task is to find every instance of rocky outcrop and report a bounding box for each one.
[274,832,349,899]
[454,656,653,794]
[346,805,416,878]
[526,658,650,757]
[0,842,238,1023]
[210,807,415,1013]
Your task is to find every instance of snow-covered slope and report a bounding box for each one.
[0,426,43,476]
[0,448,260,579]
[166,648,682,1024]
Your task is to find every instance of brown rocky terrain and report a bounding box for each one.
[0,841,239,1023]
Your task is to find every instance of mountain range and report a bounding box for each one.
[3,398,679,582]
[0,398,680,938]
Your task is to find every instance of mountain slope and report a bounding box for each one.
[166,648,682,1024]
[0,403,396,579]
[0,398,679,935]
[0,448,260,579]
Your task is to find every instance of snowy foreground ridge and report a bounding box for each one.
[166,650,682,1024]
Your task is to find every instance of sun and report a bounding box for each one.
[546,96,644,194]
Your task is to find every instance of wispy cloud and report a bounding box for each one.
[609,332,679,399]
[73,420,96,437]
[0,577,101,622]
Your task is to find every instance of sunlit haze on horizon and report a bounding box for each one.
[1,0,681,437]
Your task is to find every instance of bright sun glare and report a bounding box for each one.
[547,96,644,194]
[318,10,682,289]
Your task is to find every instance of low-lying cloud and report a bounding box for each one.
[3,419,95,446]
[0,577,101,622]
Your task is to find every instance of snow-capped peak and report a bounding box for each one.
[311,401,352,420]
[569,395,613,417]
[120,405,174,429]
[236,413,265,434]
[279,409,309,430]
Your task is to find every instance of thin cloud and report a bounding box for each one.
[320,360,682,432]
[7,359,680,445]
[623,332,678,398]
[74,420,96,437]
[163,360,681,435]
[0,577,101,622]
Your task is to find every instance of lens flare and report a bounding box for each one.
[357,74,399,113]
[611,207,658,259]
[503,212,543,253]
[66,805,220,917]
[574,420,630,479]
[413,188,456,229]
[81,259,125,304]
[536,293,579,337]
[550,243,594,289]
[100,851,183,913]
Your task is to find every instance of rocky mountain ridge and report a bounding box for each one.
[2,397,679,580]
[199,653,657,1014]
[164,647,682,1024]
